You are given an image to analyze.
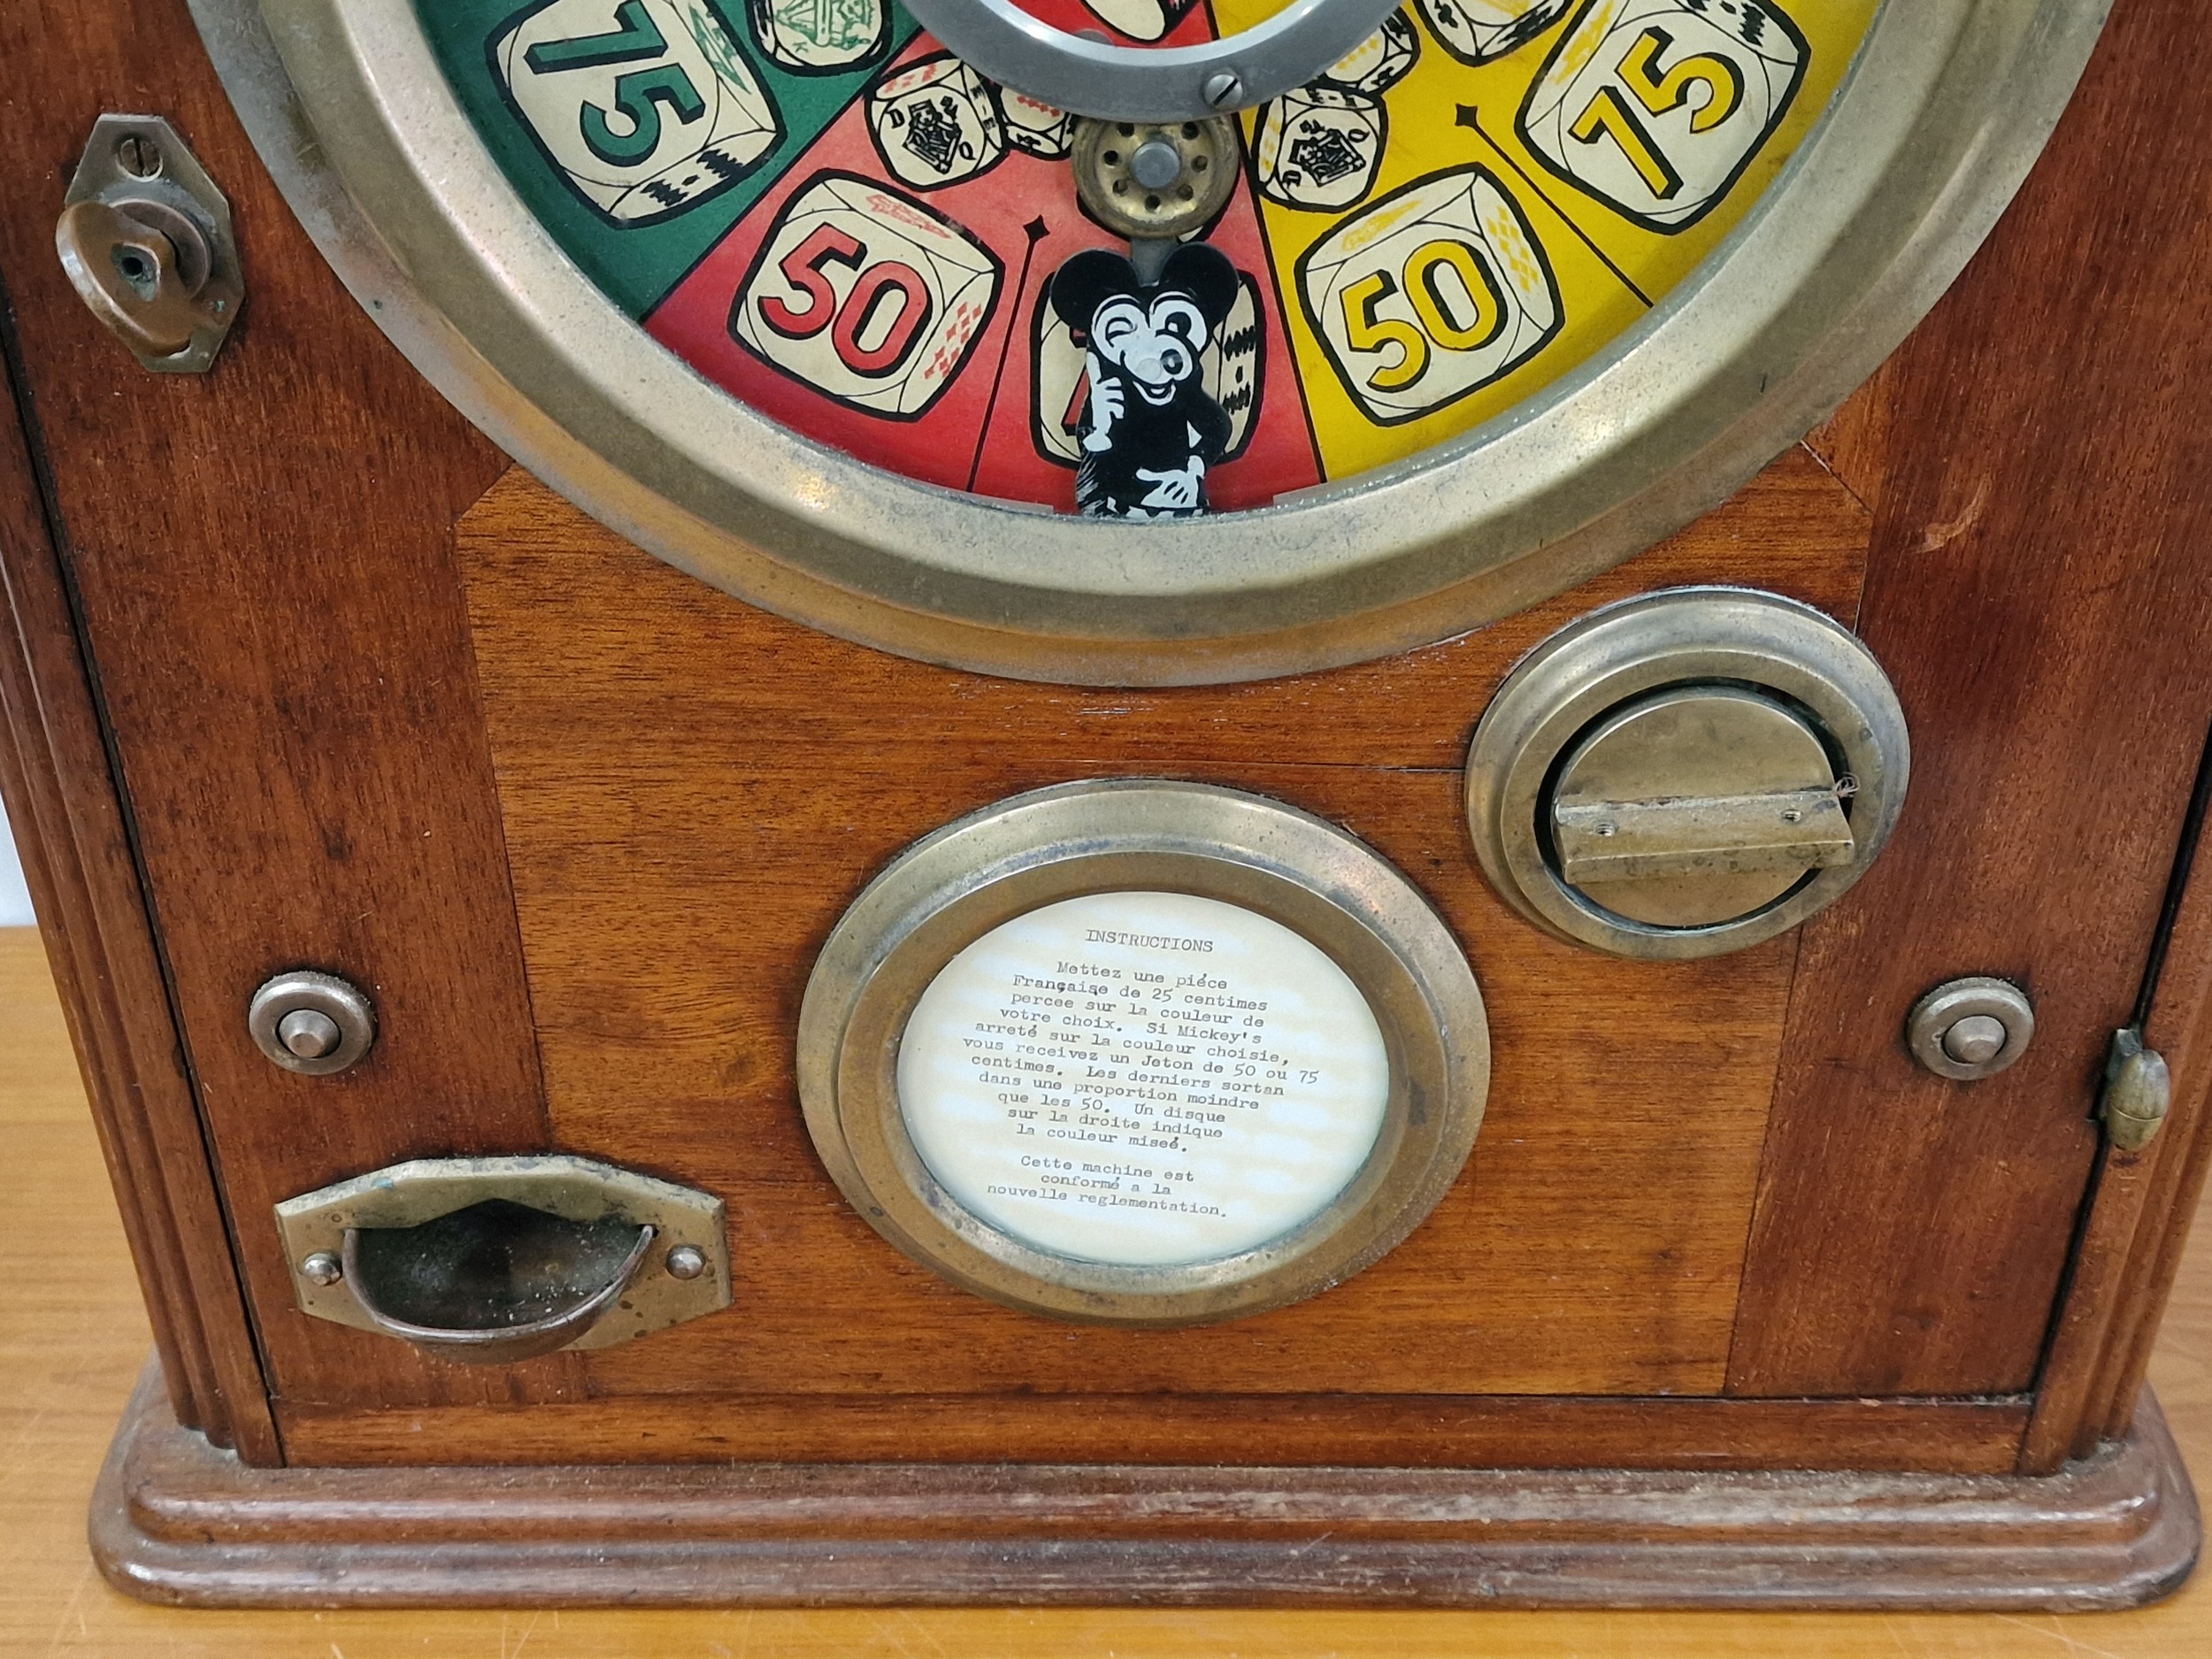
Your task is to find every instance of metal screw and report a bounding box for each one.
[115,134,162,178]
[1202,71,1244,110]
[277,1007,342,1060]
[300,1251,342,1286]
[1940,1014,2009,1068]
[664,1244,708,1280]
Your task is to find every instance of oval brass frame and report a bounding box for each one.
[797,780,1488,1325]
[191,0,2110,684]
[1463,587,1909,960]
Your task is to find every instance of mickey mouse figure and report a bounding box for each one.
[1049,243,1240,519]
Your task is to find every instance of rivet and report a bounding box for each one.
[1130,137,1183,190]
[278,1007,342,1060]
[665,1244,708,1280]
[1940,1014,2009,1067]
[300,1251,342,1286]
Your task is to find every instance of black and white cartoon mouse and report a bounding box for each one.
[1048,243,1240,520]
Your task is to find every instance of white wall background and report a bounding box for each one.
[0,802,36,926]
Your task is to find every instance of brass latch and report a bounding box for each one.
[2101,1027,2171,1152]
[1554,787,1855,885]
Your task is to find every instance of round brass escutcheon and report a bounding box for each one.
[1071,116,1240,242]
[1906,977,2036,1081]
[797,780,1488,1326]
[248,968,377,1076]
[1464,588,1909,960]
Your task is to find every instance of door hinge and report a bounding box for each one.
[2101,1026,2171,1152]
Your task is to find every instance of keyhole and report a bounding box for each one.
[111,243,160,300]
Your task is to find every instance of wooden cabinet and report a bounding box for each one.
[4,0,2211,1610]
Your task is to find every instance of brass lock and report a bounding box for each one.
[54,116,242,372]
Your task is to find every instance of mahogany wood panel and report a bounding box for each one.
[275,1387,2025,1473]
[1724,0,2212,1400]
[1,925,2198,1637]
[100,1365,2191,1609]
[0,0,568,1432]
[331,446,1886,1453]
[1801,360,1894,515]
[2090,731,2212,1446]
[2026,729,2212,1473]
[0,319,272,1456]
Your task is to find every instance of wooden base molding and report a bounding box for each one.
[91,1363,2200,1610]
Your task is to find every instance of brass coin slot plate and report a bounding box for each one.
[1465,588,1908,959]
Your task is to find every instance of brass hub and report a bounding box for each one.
[1071,115,1240,241]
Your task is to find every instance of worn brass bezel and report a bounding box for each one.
[1464,587,1909,960]
[192,0,2108,684]
[797,780,1488,1325]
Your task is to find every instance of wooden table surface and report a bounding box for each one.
[3,927,2207,1657]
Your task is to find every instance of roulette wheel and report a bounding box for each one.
[4,0,2212,1609]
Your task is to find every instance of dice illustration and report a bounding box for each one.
[996,87,1077,160]
[1076,0,1201,44]
[745,0,888,73]
[1297,165,1560,425]
[1030,273,1263,465]
[866,54,1008,191]
[1520,0,1809,231]
[733,172,1002,419]
[1255,88,1387,213]
[493,0,782,226]
[1318,10,1421,96]
[1412,0,1573,65]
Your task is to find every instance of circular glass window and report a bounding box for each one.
[796,780,1486,1323]
[896,890,1392,1267]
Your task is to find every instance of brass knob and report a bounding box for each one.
[248,969,377,1076]
[55,199,209,359]
[1906,978,2034,1081]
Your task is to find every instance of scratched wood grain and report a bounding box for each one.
[5,928,2209,1647]
[321,447,1885,1463]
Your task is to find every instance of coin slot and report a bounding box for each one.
[1465,588,1909,959]
[1538,681,1853,931]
